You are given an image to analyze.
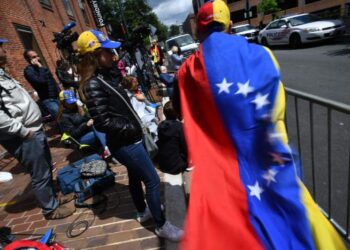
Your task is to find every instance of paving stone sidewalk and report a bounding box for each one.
[0,126,168,249]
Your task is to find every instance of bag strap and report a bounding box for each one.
[96,76,145,130]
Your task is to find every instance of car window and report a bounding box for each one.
[266,21,279,30]
[232,25,255,33]
[278,20,287,28]
[288,14,320,26]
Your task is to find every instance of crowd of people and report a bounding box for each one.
[0,24,186,241]
[0,0,346,248]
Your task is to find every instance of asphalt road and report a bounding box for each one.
[272,37,350,104]
[270,38,350,241]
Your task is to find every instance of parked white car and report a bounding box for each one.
[165,34,198,58]
[258,13,346,48]
[232,24,259,42]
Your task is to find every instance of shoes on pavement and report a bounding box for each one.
[136,204,165,223]
[155,221,183,242]
[45,205,75,220]
[58,193,75,205]
[0,172,13,183]
[136,206,152,223]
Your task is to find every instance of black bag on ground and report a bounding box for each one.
[57,154,115,207]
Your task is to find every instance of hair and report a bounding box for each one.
[198,21,227,42]
[121,76,137,90]
[23,50,34,63]
[171,46,178,54]
[163,101,178,120]
[160,66,167,74]
[77,48,103,102]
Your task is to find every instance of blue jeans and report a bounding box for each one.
[79,127,107,149]
[41,99,59,120]
[112,142,165,228]
[0,130,58,215]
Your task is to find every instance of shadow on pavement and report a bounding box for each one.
[326,44,350,56]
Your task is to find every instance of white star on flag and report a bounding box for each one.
[251,93,270,110]
[262,169,278,186]
[235,80,254,97]
[216,78,234,94]
[247,181,264,200]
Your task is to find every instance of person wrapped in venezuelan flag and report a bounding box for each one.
[174,0,346,249]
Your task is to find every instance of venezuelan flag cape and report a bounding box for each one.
[178,32,345,250]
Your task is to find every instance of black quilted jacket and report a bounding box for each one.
[83,69,142,149]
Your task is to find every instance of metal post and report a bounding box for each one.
[246,0,251,24]
[116,0,128,37]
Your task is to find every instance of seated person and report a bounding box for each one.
[170,46,184,71]
[121,76,159,140]
[159,66,175,97]
[58,90,110,157]
[157,101,188,174]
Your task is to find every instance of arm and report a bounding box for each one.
[84,78,139,135]
[59,114,90,139]
[171,54,183,64]
[0,108,30,138]
[24,66,50,86]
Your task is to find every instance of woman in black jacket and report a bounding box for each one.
[76,30,183,241]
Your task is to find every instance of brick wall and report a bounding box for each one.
[0,0,97,92]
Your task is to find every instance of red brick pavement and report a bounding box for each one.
[0,127,165,249]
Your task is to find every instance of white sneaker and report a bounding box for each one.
[136,207,152,223]
[136,204,165,223]
[0,172,13,183]
[155,221,184,242]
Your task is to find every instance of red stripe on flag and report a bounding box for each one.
[178,48,263,250]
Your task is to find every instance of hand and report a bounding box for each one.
[31,58,42,67]
[25,130,35,139]
[87,119,94,127]
[134,93,145,102]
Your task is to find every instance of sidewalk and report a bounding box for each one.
[0,125,169,249]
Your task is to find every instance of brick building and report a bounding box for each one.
[0,0,101,92]
[192,0,350,28]
[183,14,197,40]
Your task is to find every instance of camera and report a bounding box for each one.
[52,22,80,88]
[52,22,79,52]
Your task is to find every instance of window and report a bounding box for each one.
[39,0,52,8]
[62,0,74,19]
[277,20,288,28]
[266,21,279,30]
[279,0,298,10]
[13,24,48,68]
[346,3,350,17]
[78,0,90,25]
[305,0,321,4]
[230,6,257,23]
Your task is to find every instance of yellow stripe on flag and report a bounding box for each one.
[299,180,346,250]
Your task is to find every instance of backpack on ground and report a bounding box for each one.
[56,154,115,207]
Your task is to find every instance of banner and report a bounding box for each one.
[88,0,105,28]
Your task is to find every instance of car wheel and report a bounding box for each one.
[290,33,302,49]
[261,37,269,47]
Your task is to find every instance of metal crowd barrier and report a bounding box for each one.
[285,87,350,243]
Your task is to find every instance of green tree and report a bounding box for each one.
[169,25,180,37]
[257,0,281,20]
[99,0,168,42]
